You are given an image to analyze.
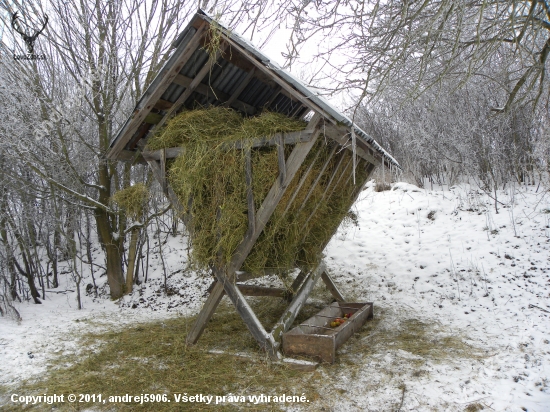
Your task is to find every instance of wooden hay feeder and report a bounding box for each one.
[107,10,399,360]
[283,302,374,363]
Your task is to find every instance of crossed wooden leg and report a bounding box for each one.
[186,261,345,360]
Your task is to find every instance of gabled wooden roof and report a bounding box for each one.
[107,10,399,169]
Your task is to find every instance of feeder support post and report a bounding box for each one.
[270,261,326,346]
[321,271,346,302]
[213,266,280,360]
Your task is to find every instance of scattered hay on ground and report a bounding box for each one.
[3,302,488,412]
[5,299,330,412]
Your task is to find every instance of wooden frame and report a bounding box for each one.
[107,11,391,360]
[141,113,376,358]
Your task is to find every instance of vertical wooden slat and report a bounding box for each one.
[245,147,255,235]
[295,144,337,215]
[160,148,167,192]
[276,133,286,184]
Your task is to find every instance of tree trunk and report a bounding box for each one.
[52,229,59,288]
[125,228,140,295]
[95,207,125,299]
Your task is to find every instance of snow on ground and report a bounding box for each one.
[323,181,550,411]
[0,234,211,389]
[1,181,550,411]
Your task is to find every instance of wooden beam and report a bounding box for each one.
[213,266,279,359]
[289,269,307,293]
[140,130,313,161]
[270,261,326,345]
[153,44,229,133]
[173,73,256,115]
[108,22,207,159]
[276,133,286,183]
[142,147,184,161]
[244,148,255,236]
[223,130,312,151]
[186,281,225,344]
[321,271,346,302]
[224,67,255,107]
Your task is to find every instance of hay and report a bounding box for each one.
[203,15,227,62]
[8,303,322,412]
[111,183,149,219]
[6,304,487,412]
[245,149,370,274]
[145,107,242,150]
[149,107,370,276]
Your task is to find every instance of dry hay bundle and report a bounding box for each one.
[111,183,149,220]
[147,107,369,276]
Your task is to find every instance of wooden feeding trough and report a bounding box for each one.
[283,302,374,363]
[107,10,399,360]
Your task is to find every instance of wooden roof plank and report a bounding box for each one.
[224,67,256,107]
[173,73,256,115]
[108,21,207,159]
[150,44,229,134]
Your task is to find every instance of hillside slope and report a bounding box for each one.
[1,182,549,411]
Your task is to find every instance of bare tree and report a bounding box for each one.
[0,0,206,299]
[279,0,549,113]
